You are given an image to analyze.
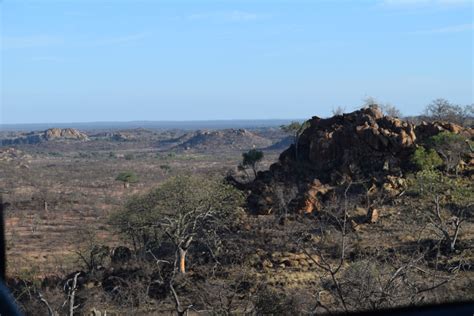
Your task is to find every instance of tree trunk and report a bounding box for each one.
[252,166,257,179]
[124,182,130,189]
[179,247,187,274]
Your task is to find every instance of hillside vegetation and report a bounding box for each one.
[2,104,473,315]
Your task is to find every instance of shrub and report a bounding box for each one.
[241,149,264,178]
[411,147,443,171]
[428,132,469,174]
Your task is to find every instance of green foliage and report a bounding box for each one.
[428,132,470,174]
[408,169,448,197]
[159,164,171,171]
[115,172,139,184]
[408,169,473,207]
[242,149,264,168]
[411,146,443,171]
[429,131,465,148]
[241,149,264,178]
[110,175,244,253]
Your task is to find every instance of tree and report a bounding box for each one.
[362,97,402,118]
[111,175,243,274]
[332,106,345,116]
[380,103,402,118]
[241,149,264,178]
[362,96,379,108]
[410,170,471,253]
[115,171,139,188]
[424,98,464,124]
[280,121,310,161]
[429,132,469,175]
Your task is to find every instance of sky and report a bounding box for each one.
[1,0,473,124]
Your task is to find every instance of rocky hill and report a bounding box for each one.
[164,129,274,151]
[245,106,473,214]
[0,128,89,146]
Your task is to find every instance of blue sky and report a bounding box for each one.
[1,0,473,124]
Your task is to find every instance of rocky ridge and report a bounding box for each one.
[245,106,473,214]
[166,129,273,151]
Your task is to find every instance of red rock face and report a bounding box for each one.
[245,107,472,215]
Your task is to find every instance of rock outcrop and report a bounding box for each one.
[245,106,473,214]
[168,129,273,151]
[1,128,89,146]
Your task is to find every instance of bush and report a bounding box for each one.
[253,287,299,315]
[116,172,139,188]
[411,147,443,171]
[428,132,469,174]
[241,149,264,178]
[110,175,244,262]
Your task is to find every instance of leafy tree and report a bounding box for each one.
[111,175,243,274]
[115,171,139,188]
[241,149,264,178]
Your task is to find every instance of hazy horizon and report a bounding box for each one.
[0,118,302,132]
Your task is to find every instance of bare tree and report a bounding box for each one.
[424,98,464,124]
[63,272,81,316]
[429,195,466,253]
[332,106,345,116]
[381,103,402,118]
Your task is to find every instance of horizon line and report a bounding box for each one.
[1,118,303,125]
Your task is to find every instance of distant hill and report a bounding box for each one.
[164,129,274,152]
[0,128,89,146]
